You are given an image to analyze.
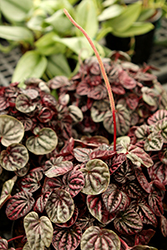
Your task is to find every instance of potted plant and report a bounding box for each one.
[0,8,167,250]
[98,0,167,63]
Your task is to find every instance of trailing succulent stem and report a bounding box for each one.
[63,9,117,151]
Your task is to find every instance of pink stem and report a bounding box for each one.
[64,9,117,151]
[7,235,24,243]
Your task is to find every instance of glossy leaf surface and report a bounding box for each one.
[80,159,110,195]
[52,224,82,250]
[6,191,35,220]
[16,94,37,113]
[0,115,24,147]
[44,156,73,178]
[45,189,74,223]
[26,128,58,155]
[0,143,29,171]
[24,211,53,250]
[81,226,121,250]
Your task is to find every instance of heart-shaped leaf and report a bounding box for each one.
[34,192,51,213]
[102,184,129,213]
[87,195,116,224]
[148,191,163,217]
[80,159,110,195]
[0,115,24,147]
[26,128,58,155]
[135,124,150,141]
[81,226,121,250]
[138,200,157,227]
[127,145,153,168]
[45,189,74,223]
[24,211,53,250]
[114,208,143,235]
[147,109,167,125]
[20,167,43,193]
[144,133,163,151]
[142,87,158,106]
[63,166,85,197]
[103,104,130,135]
[16,94,37,113]
[52,224,82,250]
[73,148,92,162]
[91,100,109,123]
[0,143,29,171]
[44,156,73,178]
[6,191,35,220]
[55,206,79,228]
[69,105,83,123]
[0,176,17,208]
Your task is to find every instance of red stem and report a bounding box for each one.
[7,235,24,243]
[63,9,117,151]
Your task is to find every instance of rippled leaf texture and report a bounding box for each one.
[69,105,83,123]
[17,116,33,131]
[102,184,129,213]
[91,100,109,123]
[34,191,51,213]
[73,148,92,162]
[16,94,37,113]
[127,145,153,168]
[24,211,53,250]
[147,109,167,125]
[142,87,158,106]
[148,156,167,185]
[37,107,54,123]
[45,189,74,223]
[81,226,121,250]
[42,177,65,193]
[160,214,167,237]
[137,200,157,227]
[44,156,73,178]
[114,208,143,235]
[26,128,58,155]
[0,115,24,147]
[0,176,17,208]
[0,143,29,171]
[148,191,163,217]
[103,104,130,135]
[0,238,14,250]
[63,166,85,197]
[135,168,151,193]
[135,124,150,141]
[144,132,163,151]
[55,206,79,228]
[20,167,43,193]
[125,180,147,198]
[113,158,135,183]
[6,191,35,220]
[80,159,110,195]
[52,224,82,250]
[87,195,116,224]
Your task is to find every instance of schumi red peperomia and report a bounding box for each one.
[0,8,167,250]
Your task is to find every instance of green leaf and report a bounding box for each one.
[46,54,71,78]
[75,0,98,38]
[12,51,47,83]
[1,0,33,22]
[112,22,154,37]
[35,32,66,56]
[0,26,33,43]
[45,9,73,35]
[98,4,123,21]
[24,211,53,250]
[27,16,45,31]
[26,128,58,155]
[137,8,156,22]
[105,1,142,32]
[53,36,93,59]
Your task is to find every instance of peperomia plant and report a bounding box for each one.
[0,8,167,250]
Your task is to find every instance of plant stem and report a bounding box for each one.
[7,235,24,243]
[63,9,117,151]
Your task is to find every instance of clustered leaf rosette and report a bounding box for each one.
[48,56,167,140]
[0,125,166,250]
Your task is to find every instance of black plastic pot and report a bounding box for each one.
[105,9,162,64]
